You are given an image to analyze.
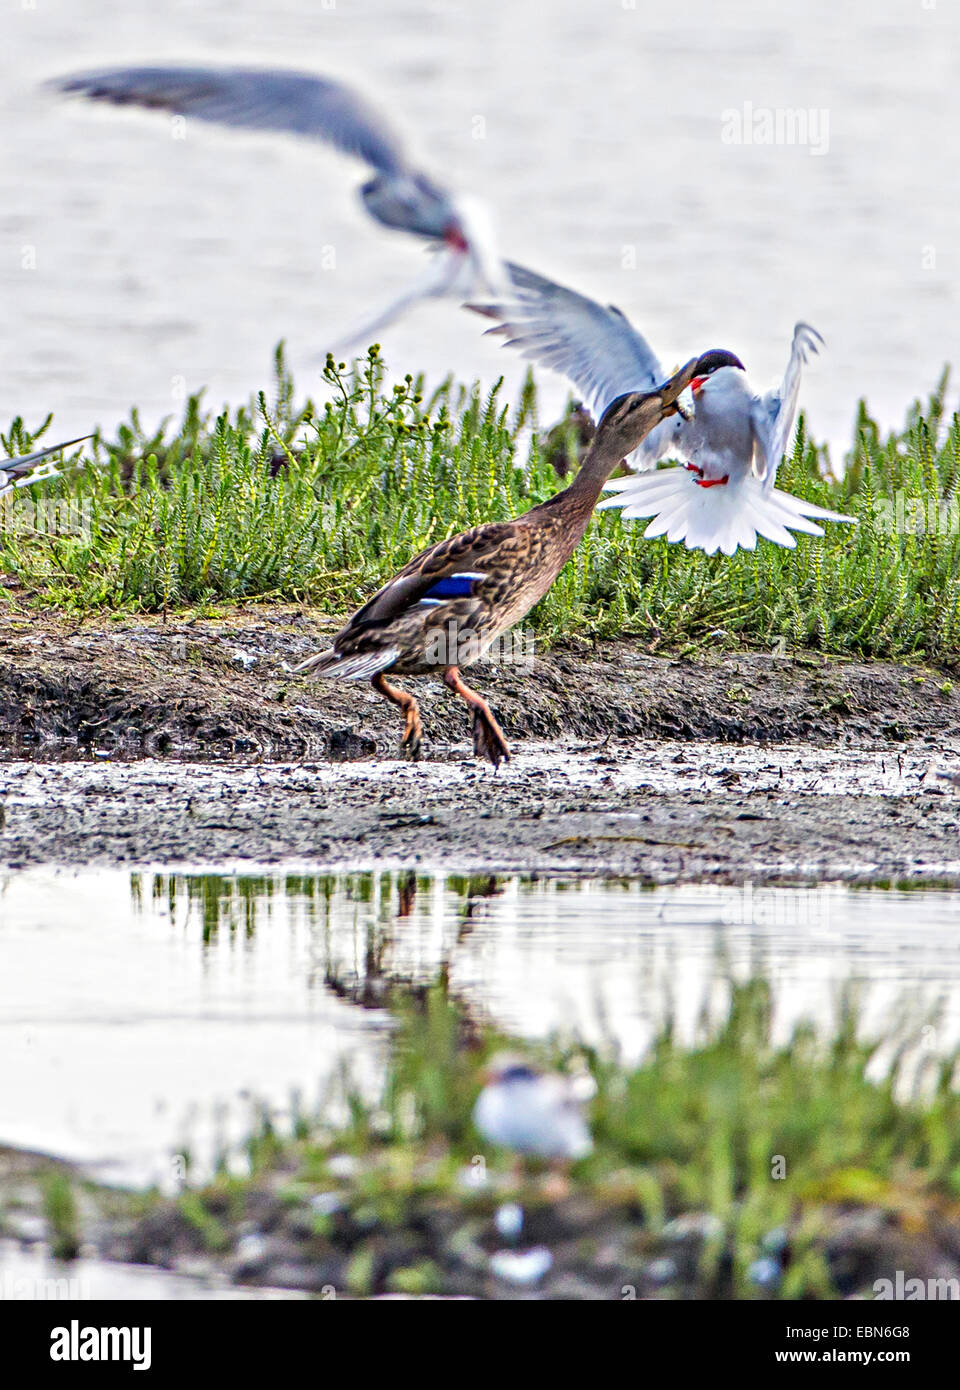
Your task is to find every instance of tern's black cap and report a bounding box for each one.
[694,349,746,375]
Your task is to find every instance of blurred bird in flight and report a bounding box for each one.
[54,64,505,350]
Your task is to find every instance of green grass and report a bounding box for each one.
[170,976,960,1299]
[358,978,960,1298]
[2,346,959,662]
[387,977,960,1190]
[41,1171,80,1261]
[11,954,960,1295]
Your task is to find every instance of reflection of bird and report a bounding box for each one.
[1,435,93,499]
[470,263,854,556]
[289,357,701,766]
[474,1054,593,1162]
[53,65,503,347]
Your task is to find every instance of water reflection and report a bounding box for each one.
[0,1239,304,1301]
[2,866,960,1185]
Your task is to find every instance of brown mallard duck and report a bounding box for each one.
[291,355,702,766]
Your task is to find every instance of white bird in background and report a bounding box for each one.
[470,263,854,556]
[473,1055,594,1163]
[0,435,93,499]
[53,65,504,350]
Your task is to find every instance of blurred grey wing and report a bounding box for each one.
[54,66,410,174]
[468,261,682,468]
[752,322,823,490]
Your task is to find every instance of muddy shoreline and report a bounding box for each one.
[1,743,958,883]
[3,605,959,758]
[1,606,959,881]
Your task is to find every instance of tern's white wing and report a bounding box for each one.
[55,66,411,175]
[750,323,823,490]
[468,261,687,468]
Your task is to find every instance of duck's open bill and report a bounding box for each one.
[658,358,699,416]
[672,386,694,422]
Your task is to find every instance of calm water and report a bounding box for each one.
[0,1239,303,1300]
[2,866,959,1187]
[2,0,958,454]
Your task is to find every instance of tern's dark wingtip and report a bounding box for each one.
[463,302,502,321]
[45,71,90,96]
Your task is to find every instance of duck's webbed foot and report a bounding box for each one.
[372,672,422,759]
[401,704,423,758]
[471,707,510,768]
[443,666,510,769]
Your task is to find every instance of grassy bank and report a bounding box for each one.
[2,349,959,663]
[7,975,960,1299]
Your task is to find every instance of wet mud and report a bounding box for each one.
[1,606,958,883]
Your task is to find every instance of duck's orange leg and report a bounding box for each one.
[443,666,510,768]
[371,672,422,757]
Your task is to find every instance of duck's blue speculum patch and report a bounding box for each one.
[421,571,486,602]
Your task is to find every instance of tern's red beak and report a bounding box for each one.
[690,375,708,395]
[443,222,470,252]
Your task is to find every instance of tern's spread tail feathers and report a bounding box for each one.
[289,646,399,680]
[598,468,854,556]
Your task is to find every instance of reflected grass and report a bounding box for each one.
[9,957,960,1298]
[158,976,960,1299]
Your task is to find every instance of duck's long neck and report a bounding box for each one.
[534,429,628,546]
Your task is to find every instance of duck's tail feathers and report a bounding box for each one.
[598,469,855,557]
[289,646,400,680]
